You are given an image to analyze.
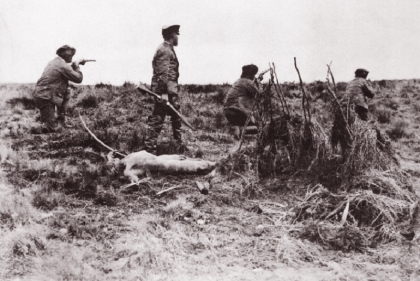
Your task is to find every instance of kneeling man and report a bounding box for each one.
[223,64,260,139]
[34,45,85,132]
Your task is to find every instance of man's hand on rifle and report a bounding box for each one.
[161,93,169,101]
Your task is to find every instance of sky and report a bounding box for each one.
[1,0,420,85]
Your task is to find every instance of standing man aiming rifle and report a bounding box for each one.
[144,25,183,155]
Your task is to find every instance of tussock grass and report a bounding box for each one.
[387,119,411,140]
[375,106,392,124]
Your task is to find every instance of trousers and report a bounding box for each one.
[144,94,182,154]
[35,91,71,130]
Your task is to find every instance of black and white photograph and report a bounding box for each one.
[1,0,420,280]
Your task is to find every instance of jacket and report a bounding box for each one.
[34,57,83,100]
[224,78,259,115]
[345,77,374,109]
[151,42,179,95]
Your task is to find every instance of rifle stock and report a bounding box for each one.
[137,83,196,131]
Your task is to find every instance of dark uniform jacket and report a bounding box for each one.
[151,42,179,95]
[345,77,374,109]
[224,78,259,116]
[34,57,83,100]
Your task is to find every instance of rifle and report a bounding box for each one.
[81,59,96,63]
[73,59,96,67]
[257,68,271,81]
[137,83,196,131]
[254,68,271,87]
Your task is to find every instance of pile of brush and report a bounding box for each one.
[294,167,416,247]
[259,114,331,176]
[290,65,418,249]
[256,60,332,177]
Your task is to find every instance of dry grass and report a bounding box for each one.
[0,80,420,280]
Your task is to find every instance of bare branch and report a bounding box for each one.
[294,57,311,123]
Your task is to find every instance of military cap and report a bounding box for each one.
[162,25,180,35]
[241,64,259,77]
[56,45,76,55]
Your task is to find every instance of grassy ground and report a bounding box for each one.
[0,80,420,280]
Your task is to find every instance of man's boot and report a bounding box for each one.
[57,116,73,128]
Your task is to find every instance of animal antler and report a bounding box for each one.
[78,112,126,157]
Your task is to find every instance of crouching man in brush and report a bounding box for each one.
[223,64,260,140]
[33,45,87,132]
[332,68,395,161]
[343,68,374,122]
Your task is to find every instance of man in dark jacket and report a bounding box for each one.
[144,25,182,155]
[344,68,374,122]
[223,64,259,139]
[33,45,84,132]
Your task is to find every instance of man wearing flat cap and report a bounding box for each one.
[33,45,85,132]
[344,68,374,121]
[332,68,394,161]
[144,24,182,155]
[223,64,260,139]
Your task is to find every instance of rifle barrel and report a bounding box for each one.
[136,84,196,131]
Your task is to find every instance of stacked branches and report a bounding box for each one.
[259,59,331,177]
[291,64,417,248]
[225,60,417,248]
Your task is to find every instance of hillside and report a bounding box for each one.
[0,79,420,280]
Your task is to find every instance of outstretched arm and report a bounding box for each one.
[60,62,83,84]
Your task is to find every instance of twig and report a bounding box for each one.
[325,85,353,139]
[294,57,311,123]
[233,172,250,186]
[121,177,150,190]
[340,198,350,225]
[156,185,182,195]
[271,63,290,115]
[248,200,286,208]
[326,62,337,93]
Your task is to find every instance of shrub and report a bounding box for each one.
[376,107,392,124]
[78,94,99,108]
[7,97,36,110]
[32,188,64,211]
[387,119,410,140]
[95,82,112,90]
[215,110,227,129]
[213,88,228,105]
[386,98,399,110]
[122,81,136,89]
